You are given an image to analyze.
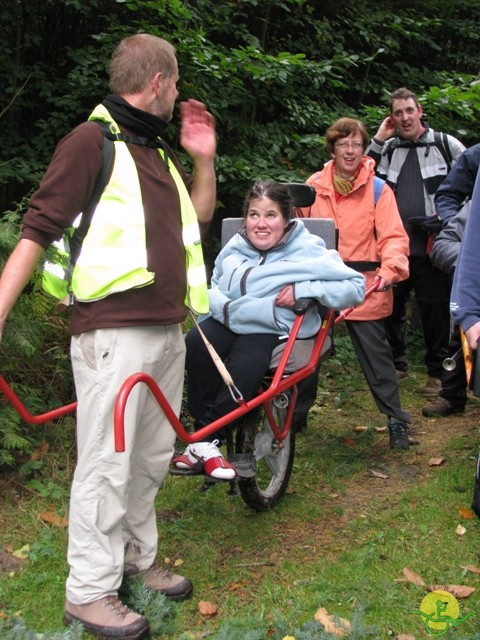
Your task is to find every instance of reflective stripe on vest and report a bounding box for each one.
[42,223,80,300]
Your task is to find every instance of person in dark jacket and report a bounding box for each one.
[450,169,480,517]
[423,143,480,416]
[367,87,465,395]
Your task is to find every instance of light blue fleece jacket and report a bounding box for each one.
[208,219,365,337]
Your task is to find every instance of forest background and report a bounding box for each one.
[0,0,480,491]
[0,0,480,466]
[2,1,480,638]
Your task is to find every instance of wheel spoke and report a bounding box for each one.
[236,398,295,510]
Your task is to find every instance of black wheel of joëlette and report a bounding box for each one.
[234,393,295,512]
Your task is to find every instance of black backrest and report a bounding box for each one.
[283,183,316,208]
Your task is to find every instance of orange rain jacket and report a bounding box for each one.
[300,156,409,321]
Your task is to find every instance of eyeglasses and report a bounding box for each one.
[335,142,364,151]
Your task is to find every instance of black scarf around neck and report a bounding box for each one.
[102,94,169,141]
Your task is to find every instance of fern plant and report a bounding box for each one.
[0,198,73,467]
[0,616,84,639]
[120,576,178,636]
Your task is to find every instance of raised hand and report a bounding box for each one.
[180,99,216,162]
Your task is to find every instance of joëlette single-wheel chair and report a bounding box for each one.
[114,184,378,512]
[0,184,375,513]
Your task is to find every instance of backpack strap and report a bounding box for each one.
[385,132,452,171]
[69,123,115,266]
[69,125,179,269]
[373,175,385,206]
[433,131,452,171]
[385,137,398,165]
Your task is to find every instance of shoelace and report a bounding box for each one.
[103,596,131,619]
[190,439,222,462]
[201,439,221,460]
[143,565,173,579]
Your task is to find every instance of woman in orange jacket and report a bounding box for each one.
[298,117,412,449]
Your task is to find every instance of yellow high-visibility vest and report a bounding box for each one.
[43,104,209,314]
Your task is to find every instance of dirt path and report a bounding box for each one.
[305,398,480,541]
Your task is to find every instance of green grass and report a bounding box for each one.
[2,331,480,638]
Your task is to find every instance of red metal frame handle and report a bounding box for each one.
[0,375,77,424]
[0,280,379,448]
[334,280,380,324]
[113,281,381,453]
[113,309,336,452]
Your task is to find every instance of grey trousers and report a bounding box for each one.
[66,325,185,604]
[346,319,411,423]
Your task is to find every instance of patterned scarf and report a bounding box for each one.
[333,173,355,195]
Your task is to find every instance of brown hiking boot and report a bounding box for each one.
[64,596,149,640]
[420,377,442,396]
[126,564,193,601]
[422,396,465,417]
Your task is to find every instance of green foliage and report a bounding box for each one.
[0,201,73,466]
[208,604,379,639]
[120,579,177,636]
[1,0,480,469]
[0,616,84,639]
[2,0,480,216]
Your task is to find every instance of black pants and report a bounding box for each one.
[292,358,323,428]
[384,255,451,378]
[440,324,468,409]
[185,317,281,442]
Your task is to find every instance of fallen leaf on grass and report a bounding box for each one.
[461,564,480,574]
[314,607,351,637]
[39,511,68,528]
[428,584,475,598]
[0,611,8,619]
[458,507,474,519]
[374,426,387,433]
[455,524,467,536]
[353,426,368,432]
[370,469,389,479]
[12,545,30,559]
[428,457,446,466]
[30,441,49,460]
[402,567,426,587]
[395,635,415,640]
[227,582,245,591]
[198,601,218,617]
[342,437,356,448]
